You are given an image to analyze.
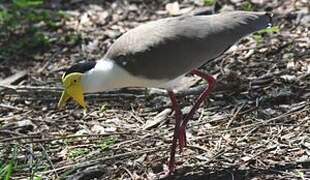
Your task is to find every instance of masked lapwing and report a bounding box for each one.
[58,11,272,174]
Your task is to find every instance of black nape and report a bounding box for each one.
[64,61,96,78]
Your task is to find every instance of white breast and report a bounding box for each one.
[81,59,181,93]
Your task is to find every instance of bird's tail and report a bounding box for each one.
[265,11,273,28]
[216,11,273,39]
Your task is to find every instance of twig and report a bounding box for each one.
[188,106,257,129]
[0,103,23,111]
[226,103,246,128]
[236,126,260,143]
[1,83,239,100]
[39,146,168,174]
[38,143,59,179]
[187,144,209,152]
[0,132,129,144]
[0,85,62,92]
[223,107,309,133]
[0,70,27,85]
[195,147,233,164]
[121,167,135,180]
[143,108,172,130]
[0,111,32,122]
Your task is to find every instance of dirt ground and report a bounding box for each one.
[0,0,309,179]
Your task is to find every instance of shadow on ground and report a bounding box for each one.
[163,161,310,180]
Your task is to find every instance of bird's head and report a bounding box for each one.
[57,62,96,109]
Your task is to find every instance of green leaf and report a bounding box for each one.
[57,10,70,19]
[100,104,107,112]
[0,10,10,23]
[5,162,13,180]
[203,0,215,6]
[13,0,43,8]
[241,1,254,11]
[253,26,280,43]
[253,34,263,43]
[99,137,117,151]
[63,33,82,46]
[0,161,14,180]
[33,175,43,180]
[258,26,280,34]
[68,148,90,159]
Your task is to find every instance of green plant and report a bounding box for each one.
[0,145,19,180]
[241,1,254,11]
[0,161,14,180]
[0,9,10,23]
[62,33,82,46]
[33,174,43,180]
[0,0,70,60]
[258,26,280,34]
[100,104,108,112]
[203,0,216,6]
[99,137,117,151]
[13,0,44,8]
[253,26,280,43]
[68,148,90,159]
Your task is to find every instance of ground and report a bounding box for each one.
[0,0,309,179]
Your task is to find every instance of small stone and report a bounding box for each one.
[165,2,180,16]
[280,75,297,83]
[287,61,295,69]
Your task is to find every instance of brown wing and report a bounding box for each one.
[104,11,271,80]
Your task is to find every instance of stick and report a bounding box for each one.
[39,146,168,174]
[0,132,129,143]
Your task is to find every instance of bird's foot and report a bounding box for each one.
[168,157,176,174]
[179,126,187,152]
[157,160,176,179]
[157,169,172,179]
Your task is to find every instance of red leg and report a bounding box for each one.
[167,90,183,174]
[179,69,216,149]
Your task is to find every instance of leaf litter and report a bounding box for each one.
[0,0,309,179]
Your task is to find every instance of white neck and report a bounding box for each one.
[81,60,123,93]
[81,59,175,93]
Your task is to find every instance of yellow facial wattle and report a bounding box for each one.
[57,73,86,109]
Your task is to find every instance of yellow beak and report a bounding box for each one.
[57,84,86,109]
[57,90,71,109]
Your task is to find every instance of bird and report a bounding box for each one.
[58,11,272,174]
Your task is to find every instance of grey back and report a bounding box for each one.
[104,11,271,80]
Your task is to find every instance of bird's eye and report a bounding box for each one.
[73,80,77,83]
